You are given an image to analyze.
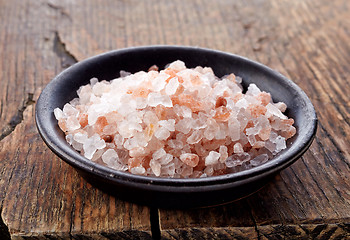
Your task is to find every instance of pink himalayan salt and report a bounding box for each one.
[54,60,296,178]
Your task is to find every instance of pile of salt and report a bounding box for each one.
[54,60,296,178]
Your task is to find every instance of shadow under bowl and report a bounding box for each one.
[35,45,317,209]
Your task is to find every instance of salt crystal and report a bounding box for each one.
[150,159,161,176]
[160,154,173,165]
[154,127,170,140]
[63,104,79,117]
[179,153,199,167]
[165,77,179,95]
[225,153,251,168]
[187,130,203,144]
[246,84,261,96]
[159,119,176,131]
[233,143,244,154]
[176,118,192,134]
[250,154,269,166]
[54,108,65,120]
[153,148,167,160]
[205,151,220,166]
[147,92,173,108]
[130,166,146,175]
[266,103,287,119]
[219,146,228,163]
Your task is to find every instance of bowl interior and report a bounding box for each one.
[36,46,317,188]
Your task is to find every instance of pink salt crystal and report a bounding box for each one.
[179,153,199,167]
[160,154,173,165]
[187,130,203,144]
[159,119,176,131]
[233,143,244,154]
[176,118,192,134]
[150,159,161,176]
[153,148,167,160]
[161,162,176,177]
[154,127,170,140]
[219,146,228,163]
[168,139,183,149]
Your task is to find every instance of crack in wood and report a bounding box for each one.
[53,31,78,68]
[0,93,35,142]
[47,2,72,21]
[0,207,11,240]
[150,207,161,240]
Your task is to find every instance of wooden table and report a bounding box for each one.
[0,0,349,239]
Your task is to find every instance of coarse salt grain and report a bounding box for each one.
[55,60,296,178]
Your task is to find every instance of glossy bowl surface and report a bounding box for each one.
[35,46,317,208]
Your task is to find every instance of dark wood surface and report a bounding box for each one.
[0,0,349,239]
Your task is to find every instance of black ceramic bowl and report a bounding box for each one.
[36,46,317,208]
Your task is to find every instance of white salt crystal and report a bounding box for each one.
[225,153,250,168]
[159,119,176,131]
[228,118,241,141]
[90,77,98,86]
[54,108,65,120]
[135,97,147,109]
[66,116,81,131]
[150,159,161,176]
[155,127,170,140]
[274,135,287,152]
[161,162,175,177]
[152,73,169,92]
[246,84,261,96]
[187,130,203,144]
[275,102,287,112]
[130,166,146,175]
[168,60,186,71]
[147,92,173,108]
[120,70,131,78]
[73,132,88,143]
[266,103,288,119]
[219,146,228,163]
[65,134,73,145]
[233,143,244,154]
[250,154,269,166]
[235,98,249,109]
[168,139,183,149]
[153,148,167,160]
[160,154,173,165]
[102,149,119,164]
[176,118,192,134]
[63,104,79,117]
[165,77,179,95]
[205,151,220,166]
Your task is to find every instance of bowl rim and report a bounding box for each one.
[35,45,318,188]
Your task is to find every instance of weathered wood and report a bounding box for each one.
[0,0,152,239]
[0,0,349,239]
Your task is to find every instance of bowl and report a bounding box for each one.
[35,46,317,208]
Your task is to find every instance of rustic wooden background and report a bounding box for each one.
[0,0,349,239]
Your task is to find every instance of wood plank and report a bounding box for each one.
[0,0,152,238]
[156,0,350,237]
[0,0,349,238]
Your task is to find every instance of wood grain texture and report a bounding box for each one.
[0,0,349,239]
